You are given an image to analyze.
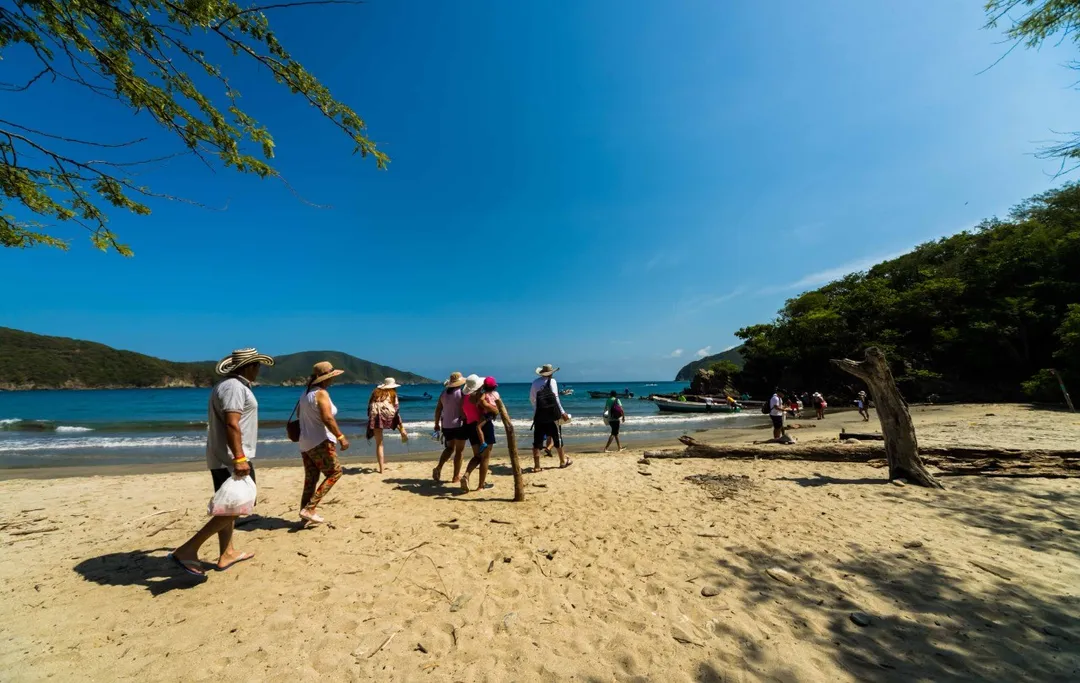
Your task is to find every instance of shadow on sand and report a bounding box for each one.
[74,548,208,595]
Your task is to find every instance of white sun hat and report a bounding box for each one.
[377,377,401,390]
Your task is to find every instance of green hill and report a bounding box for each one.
[261,351,432,386]
[732,183,1080,402]
[0,328,433,390]
[675,346,745,381]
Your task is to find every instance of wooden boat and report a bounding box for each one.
[589,390,634,399]
[560,389,574,396]
[654,397,739,414]
[398,393,433,402]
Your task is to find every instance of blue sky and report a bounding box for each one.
[2,0,1077,381]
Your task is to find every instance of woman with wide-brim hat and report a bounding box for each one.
[296,361,349,525]
[366,377,407,474]
[433,371,469,483]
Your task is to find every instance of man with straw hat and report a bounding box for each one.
[169,348,274,578]
[432,371,469,483]
[530,363,571,471]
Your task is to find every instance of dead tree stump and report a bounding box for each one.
[831,348,943,489]
[495,399,525,502]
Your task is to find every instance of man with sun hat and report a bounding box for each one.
[169,347,274,579]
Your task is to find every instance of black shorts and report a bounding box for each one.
[464,422,482,446]
[533,422,562,449]
[443,425,469,442]
[480,420,497,446]
[770,415,784,430]
[211,464,256,492]
[609,420,621,436]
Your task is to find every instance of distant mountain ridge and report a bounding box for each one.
[674,346,745,381]
[0,327,433,390]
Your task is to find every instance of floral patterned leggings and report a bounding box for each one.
[301,440,343,510]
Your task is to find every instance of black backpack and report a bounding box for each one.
[534,378,561,422]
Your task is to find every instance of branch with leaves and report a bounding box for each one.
[0,0,387,254]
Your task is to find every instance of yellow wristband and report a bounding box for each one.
[233,456,248,464]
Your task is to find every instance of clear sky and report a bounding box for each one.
[2,1,1077,382]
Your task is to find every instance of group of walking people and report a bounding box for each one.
[167,349,579,579]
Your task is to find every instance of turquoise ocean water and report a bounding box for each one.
[0,381,767,468]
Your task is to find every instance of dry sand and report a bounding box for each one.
[1,403,1079,682]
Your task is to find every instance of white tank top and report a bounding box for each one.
[298,389,338,452]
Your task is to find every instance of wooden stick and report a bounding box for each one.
[9,527,59,536]
[495,398,525,502]
[368,630,399,658]
[131,509,178,524]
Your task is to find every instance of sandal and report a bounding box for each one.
[559,459,574,469]
[168,553,207,579]
[299,509,326,525]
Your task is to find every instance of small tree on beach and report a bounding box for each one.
[1,0,386,255]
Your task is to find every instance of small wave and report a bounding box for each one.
[0,435,206,452]
[0,418,21,426]
[55,426,94,433]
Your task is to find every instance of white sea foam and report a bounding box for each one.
[0,418,21,426]
[0,435,205,452]
[55,426,93,433]
[401,412,747,433]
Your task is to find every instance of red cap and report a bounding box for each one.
[484,376,498,389]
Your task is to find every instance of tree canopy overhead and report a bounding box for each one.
[985,0,1080,167]
[0,0,386,255]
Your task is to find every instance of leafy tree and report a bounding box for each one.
[984,0,1080,167]
[734,183,1080,404]
[1,0,387,255]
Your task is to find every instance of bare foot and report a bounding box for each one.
[217,549,255,570]
[460,476,470,493]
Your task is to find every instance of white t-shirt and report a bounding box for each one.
[206,376,259,470]
[769,394,784,417]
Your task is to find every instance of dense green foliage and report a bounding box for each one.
[985,1,1080,164]
[675,347,744,381]
[732,184,1080,403]
[0,328,432,389]
[0,326,217,388]
[1,0,385,254]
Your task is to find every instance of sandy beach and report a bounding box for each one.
[2,403,1078,682]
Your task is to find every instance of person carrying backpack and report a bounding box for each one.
[530,363,571,471]
[603,390,626,452]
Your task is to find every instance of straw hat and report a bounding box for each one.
[462,374,483,395]
[216,348,275,376]
[535,364,559,377]
[311,361,345,385]
[377,377,401,390]
[443,371,467,388]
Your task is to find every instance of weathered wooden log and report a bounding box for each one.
[652,438,1080,477]
[831,348,943,488]
[495,398,525,502]
[839,432,884,441]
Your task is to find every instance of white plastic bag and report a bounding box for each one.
[207,475,257,516]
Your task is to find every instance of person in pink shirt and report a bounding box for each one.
[461,375,501,493]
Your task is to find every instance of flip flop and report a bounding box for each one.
[543,448,553,457]
[217,552,254,571]
[460,477,470,493]
[432,467,441,482]
[168,553,207,579]
[559,459,574,469]
[299,509,325,525]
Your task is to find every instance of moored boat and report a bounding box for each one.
[653,397,740,414]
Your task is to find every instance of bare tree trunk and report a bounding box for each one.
[495,399,525,502]
[831,348,943,489]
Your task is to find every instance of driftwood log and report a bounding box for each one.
[839,432,884,441]
[494,399,525,502]
[831,348,943,488]
[649,437,1080,478]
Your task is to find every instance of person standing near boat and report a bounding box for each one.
[769,389,786,439]
[367,378,407,474]
[530,364,571,471]
[296,362,348,526]
[433,371,468,483]
[603,390,625,452]
[170,348,273,578]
